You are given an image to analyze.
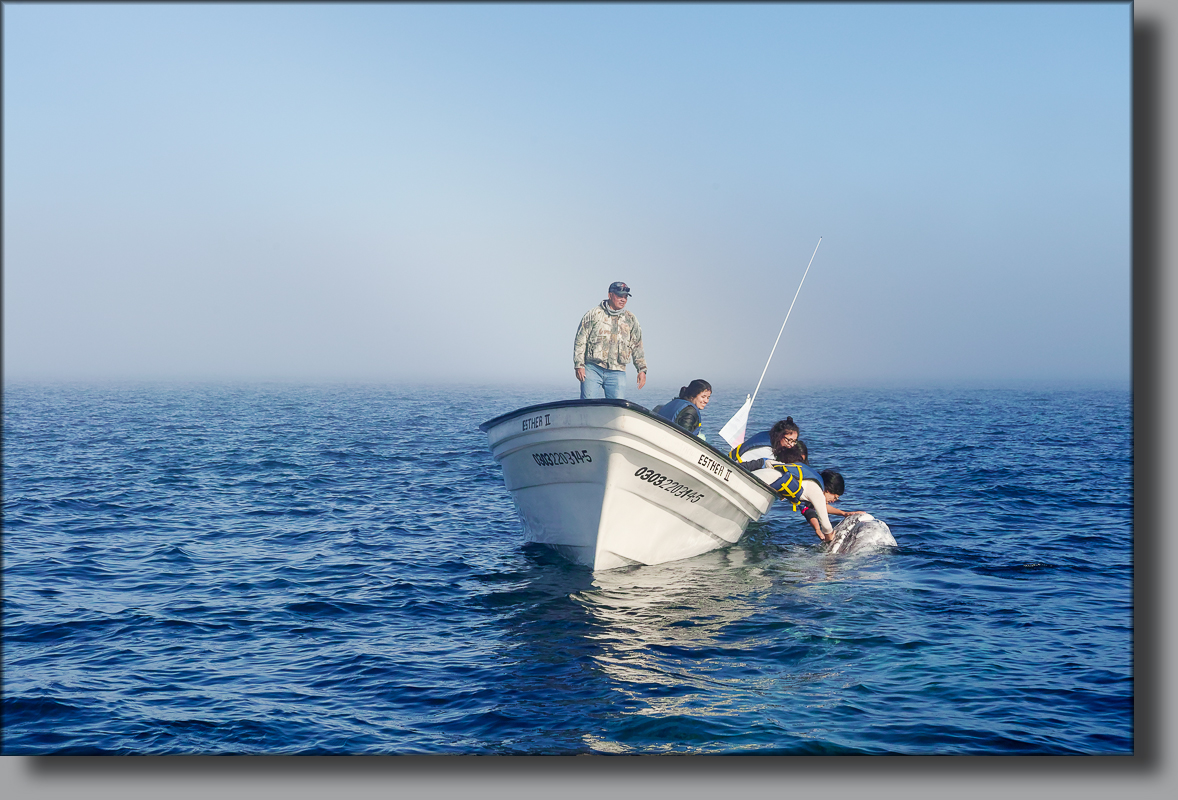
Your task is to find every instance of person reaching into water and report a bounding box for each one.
[817,470,864,518]
[799,469,866,541]
[654,379,711,439]
[748,442,835,542]
[729,417,800,466]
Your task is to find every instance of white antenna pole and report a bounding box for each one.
[749,237,822,407]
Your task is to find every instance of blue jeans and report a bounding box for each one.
[580,362,626,399]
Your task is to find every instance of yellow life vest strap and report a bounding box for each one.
[770,463,804,500]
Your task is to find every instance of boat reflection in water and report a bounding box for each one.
[486,529,897,753]
[565,546,811,753]
[572,546,768,645]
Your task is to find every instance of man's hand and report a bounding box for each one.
[575,367,585,382]
[636,371,647,390]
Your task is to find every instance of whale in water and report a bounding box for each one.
[826,513,897,554]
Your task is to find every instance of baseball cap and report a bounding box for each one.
[608,282,632,296]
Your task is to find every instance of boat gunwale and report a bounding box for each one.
[479,398,777,503]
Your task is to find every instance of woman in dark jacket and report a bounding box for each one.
[654,379,712,439]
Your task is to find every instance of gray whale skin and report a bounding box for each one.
[826,512,897,554]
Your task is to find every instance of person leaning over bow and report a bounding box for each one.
[797,469,867,541]
[729,417,800,467]
[573,281,647,400]
[750,443,836,542]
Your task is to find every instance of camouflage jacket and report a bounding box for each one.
[573,301,647,373]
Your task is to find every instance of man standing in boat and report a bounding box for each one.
[573,281,647,400]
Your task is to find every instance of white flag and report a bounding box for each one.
[718,394,752,449]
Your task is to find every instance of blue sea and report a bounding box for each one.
[2,382,1132,755]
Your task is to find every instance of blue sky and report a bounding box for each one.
[3,2,1131,390]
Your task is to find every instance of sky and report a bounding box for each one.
[3,2,1131,390]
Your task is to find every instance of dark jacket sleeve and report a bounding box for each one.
[674,404,701,432]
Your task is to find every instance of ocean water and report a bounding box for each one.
[2,382,1132,754]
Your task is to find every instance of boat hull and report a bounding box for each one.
[480,400,777,571]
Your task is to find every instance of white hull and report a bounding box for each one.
[480,400,777,571]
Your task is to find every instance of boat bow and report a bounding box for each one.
[480,399,777,570]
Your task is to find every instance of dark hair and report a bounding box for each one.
[774,444,805,464]
[769,417,801,461]
[820,469,845,496]
[794,439,809,463]
[678,379,712,401]
[769,416,799,442]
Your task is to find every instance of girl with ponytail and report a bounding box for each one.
[654,379,712,439]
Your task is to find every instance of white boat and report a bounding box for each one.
[479,399,778,571]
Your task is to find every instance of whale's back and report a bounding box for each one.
[827,513,897,554]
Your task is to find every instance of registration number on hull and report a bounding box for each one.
[633,466,704,503]
[531,449,592,467]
